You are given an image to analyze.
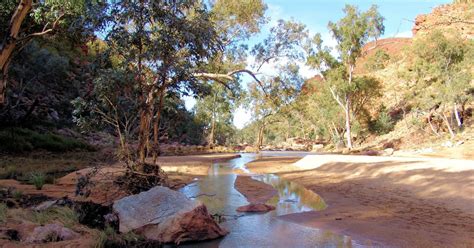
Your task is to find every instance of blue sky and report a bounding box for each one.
[184,0,451,129]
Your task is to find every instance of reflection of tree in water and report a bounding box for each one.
[255,174,327,211]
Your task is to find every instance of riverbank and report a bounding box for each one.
[0,153,240,247]
[0,153,240,205]
[241,155,474,247]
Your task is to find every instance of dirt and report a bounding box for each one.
[240,155,474,247]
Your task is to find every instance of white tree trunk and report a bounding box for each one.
[453,103,462,128]
[441,112,455,139]
[344,100,353,149]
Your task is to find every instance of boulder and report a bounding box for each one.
[236,203,275,213]
[311,144,324,152]
[113,186,227,244]
[382,148,395,156]
[25,224,80,243]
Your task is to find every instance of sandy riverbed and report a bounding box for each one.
[238,155,474,247]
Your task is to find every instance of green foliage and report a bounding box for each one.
[0,203,6,223]
[29,172,46,190]
[211,0,267,40]
[0,128,94,153]
[12,190,23,200]
[194,83,240,145]
[365,49,390,71]
[369,107,395,135]
[328,4,384,66]
[407,30,473,133]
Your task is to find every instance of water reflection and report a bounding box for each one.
[176,153,364,248]
[252,174,327,215]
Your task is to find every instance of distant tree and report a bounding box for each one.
[248,63,303,151]
[306,5,384,149]
[194,83,242,146]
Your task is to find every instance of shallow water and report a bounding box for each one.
[174,153,363,248]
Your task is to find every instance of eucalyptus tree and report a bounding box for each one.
[408,31,473,138]
[95,0,220,166]
[306,5,384,149]
[194,82,242,146]
[248,63,303,151]
[0,0,98,105]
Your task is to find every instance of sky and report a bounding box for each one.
[183,0,451,129]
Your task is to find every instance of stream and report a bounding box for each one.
[175,153,363,248]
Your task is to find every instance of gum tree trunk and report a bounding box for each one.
[0,0,33,105]
[453,103,462,128]
[441,111,455,139]
[152,86,166,164]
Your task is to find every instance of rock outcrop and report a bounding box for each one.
[113,186,227,244]
[412,3,473,39]
[236,203,276,213]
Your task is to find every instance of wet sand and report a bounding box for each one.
[239,155,474,247]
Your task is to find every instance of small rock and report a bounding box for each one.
[236,203,276,213]
[382,148,394,156]
[32,200,58,211]
[311,144,324,152]
[441,141,453,148]
[25,224,80,243]
[342,148,351,154]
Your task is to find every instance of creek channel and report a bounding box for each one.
[174,152,366,248]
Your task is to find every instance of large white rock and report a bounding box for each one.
[113,186,227,244]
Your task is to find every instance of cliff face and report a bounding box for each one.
[354,38,412,75]
[412,3,474,39]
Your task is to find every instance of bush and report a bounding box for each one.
[0,128,94,153]
[29,172,46,190]
[12,190,23,200]
[0,203,6,223]
[31,207,79,228]
[365,49,390,71]
[369,108,395,135]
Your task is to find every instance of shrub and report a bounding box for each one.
[369,107,395,135]
[31,207,79,228]
[29,172,46,190]
[0,128,95,153]
[365,49,390,71]
[12,190,23,200]
[0,203,6,223]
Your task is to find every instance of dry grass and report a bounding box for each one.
[0,151,111,182]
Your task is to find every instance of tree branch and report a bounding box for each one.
[195,69,268,96]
